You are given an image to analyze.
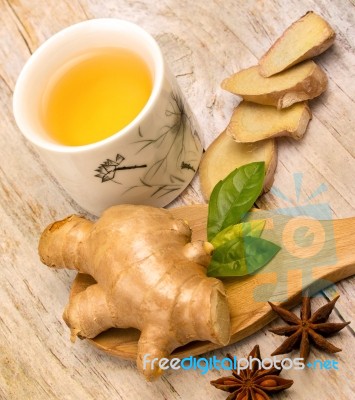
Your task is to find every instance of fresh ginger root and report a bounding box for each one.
[38,205,231,380]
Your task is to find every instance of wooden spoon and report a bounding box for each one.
[70,204,355,360]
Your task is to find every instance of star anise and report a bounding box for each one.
[210,345,293,400]
[268,294,350,360]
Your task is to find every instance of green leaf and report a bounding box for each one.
[210,219,266,249]
[207,236,281,277]
[207,162,265,241]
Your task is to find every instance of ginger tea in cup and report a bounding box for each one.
[13,19,203,215]
[42,47,152,146]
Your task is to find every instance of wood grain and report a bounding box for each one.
[0,0,354,399]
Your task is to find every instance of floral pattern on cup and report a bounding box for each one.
[95,154,147,184]
[94,91,201,199]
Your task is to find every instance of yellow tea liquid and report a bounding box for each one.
[42,47,152,146]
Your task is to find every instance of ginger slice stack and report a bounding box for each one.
[200,11,335,200]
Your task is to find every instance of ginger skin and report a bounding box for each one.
[39,205,231,380]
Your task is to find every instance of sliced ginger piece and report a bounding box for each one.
[199,131,277,200]
[227,101,312,143]
[221,60,327,109]
[259,12,335,77]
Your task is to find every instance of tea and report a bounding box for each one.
[41,47,152,146]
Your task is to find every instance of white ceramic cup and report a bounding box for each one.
[13,19,203,216]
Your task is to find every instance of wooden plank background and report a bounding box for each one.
[0,0,354,399]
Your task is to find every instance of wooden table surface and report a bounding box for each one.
[1,1,354,399]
